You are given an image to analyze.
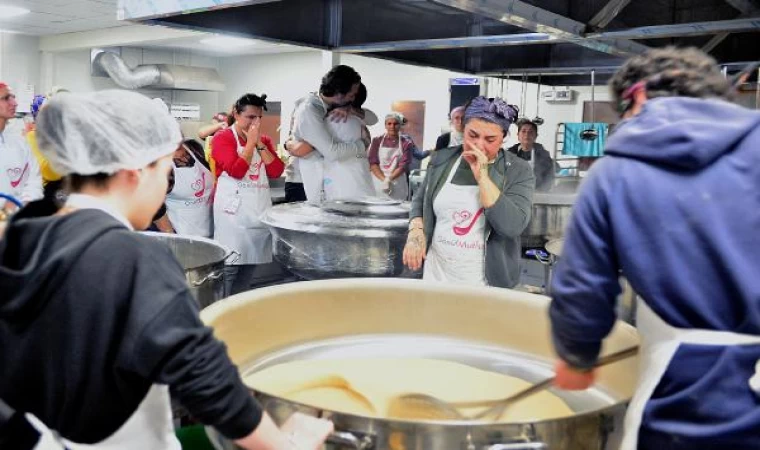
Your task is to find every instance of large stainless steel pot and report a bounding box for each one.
[262,198,420,280]
[521,193,576,248]
[201,279,639,449]
[141,232,234,308]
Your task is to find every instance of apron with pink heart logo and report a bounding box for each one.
[372,134,409,201]
[1,156,30,203]
[213,126,273,265]
[0,130,41,207]
[165,148,214,238]
[423,156,487,286]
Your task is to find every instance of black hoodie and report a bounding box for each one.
[0,203,261,443]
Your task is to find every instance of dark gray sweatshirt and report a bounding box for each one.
[0,203,261,443]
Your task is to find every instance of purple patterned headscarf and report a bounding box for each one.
[464,96,519,133]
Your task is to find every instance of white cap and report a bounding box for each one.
[36,90,182,176]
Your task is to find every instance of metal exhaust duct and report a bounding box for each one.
[93,51,225,92]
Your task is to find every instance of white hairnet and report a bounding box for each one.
[36,90,182,176]
[385,112,406,124]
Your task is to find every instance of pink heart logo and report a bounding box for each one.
[248,161,263,181]
[193,172,207,198]
[381,154,400,171]
[453,210,472,225]
[8,163,28,188]
[453,208,485,236]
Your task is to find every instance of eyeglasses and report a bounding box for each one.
[0,94,16,102]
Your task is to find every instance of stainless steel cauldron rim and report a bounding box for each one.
[140,231,238,270]
[201,279,637,424]
[322,198,410,219]
[250,388,629,428]
[262,203,408,238]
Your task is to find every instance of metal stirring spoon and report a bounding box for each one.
[387,346,639,421]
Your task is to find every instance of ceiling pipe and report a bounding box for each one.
[478,61,759,77]
[337,33,557,53]
[587,17,760,40]
[338,15,760,54]
[587,0,633,30]
[429,0,649,57]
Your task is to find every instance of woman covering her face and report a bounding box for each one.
[403,96,535,287]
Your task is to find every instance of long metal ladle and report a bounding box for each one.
[387,346,639,421]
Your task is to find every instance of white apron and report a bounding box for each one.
[165,150,214,238]
[0,130,39,205]
[621,299,760,450]
[323,116,375,200]
[26,386,178,450]
[372,135,409,201]
[423,156,487,286]
[213,127,272,265]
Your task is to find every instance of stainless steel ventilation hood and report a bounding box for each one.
[129,0,759,86]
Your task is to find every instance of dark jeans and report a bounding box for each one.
[224,265,258,296]
[284,182,307,203]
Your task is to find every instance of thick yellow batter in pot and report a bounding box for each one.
[244,358,573,421]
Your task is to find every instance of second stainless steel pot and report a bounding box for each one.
[262,199,420,279]
[141,232,235,308]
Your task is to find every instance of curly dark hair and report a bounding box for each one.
[609,47,733,114]
[320,65,361,97]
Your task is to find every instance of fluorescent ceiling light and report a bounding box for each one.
[0,5,29,19]
[200,35,259,49]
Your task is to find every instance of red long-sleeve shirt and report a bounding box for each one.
[211,129,284,180]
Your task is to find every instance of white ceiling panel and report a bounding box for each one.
[0,0,125,35]
[3,0,313,58]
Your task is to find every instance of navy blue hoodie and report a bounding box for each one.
[550,97,760,449]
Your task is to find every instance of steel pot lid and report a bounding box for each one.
[262,200,409,237]
[321,198,409,218]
